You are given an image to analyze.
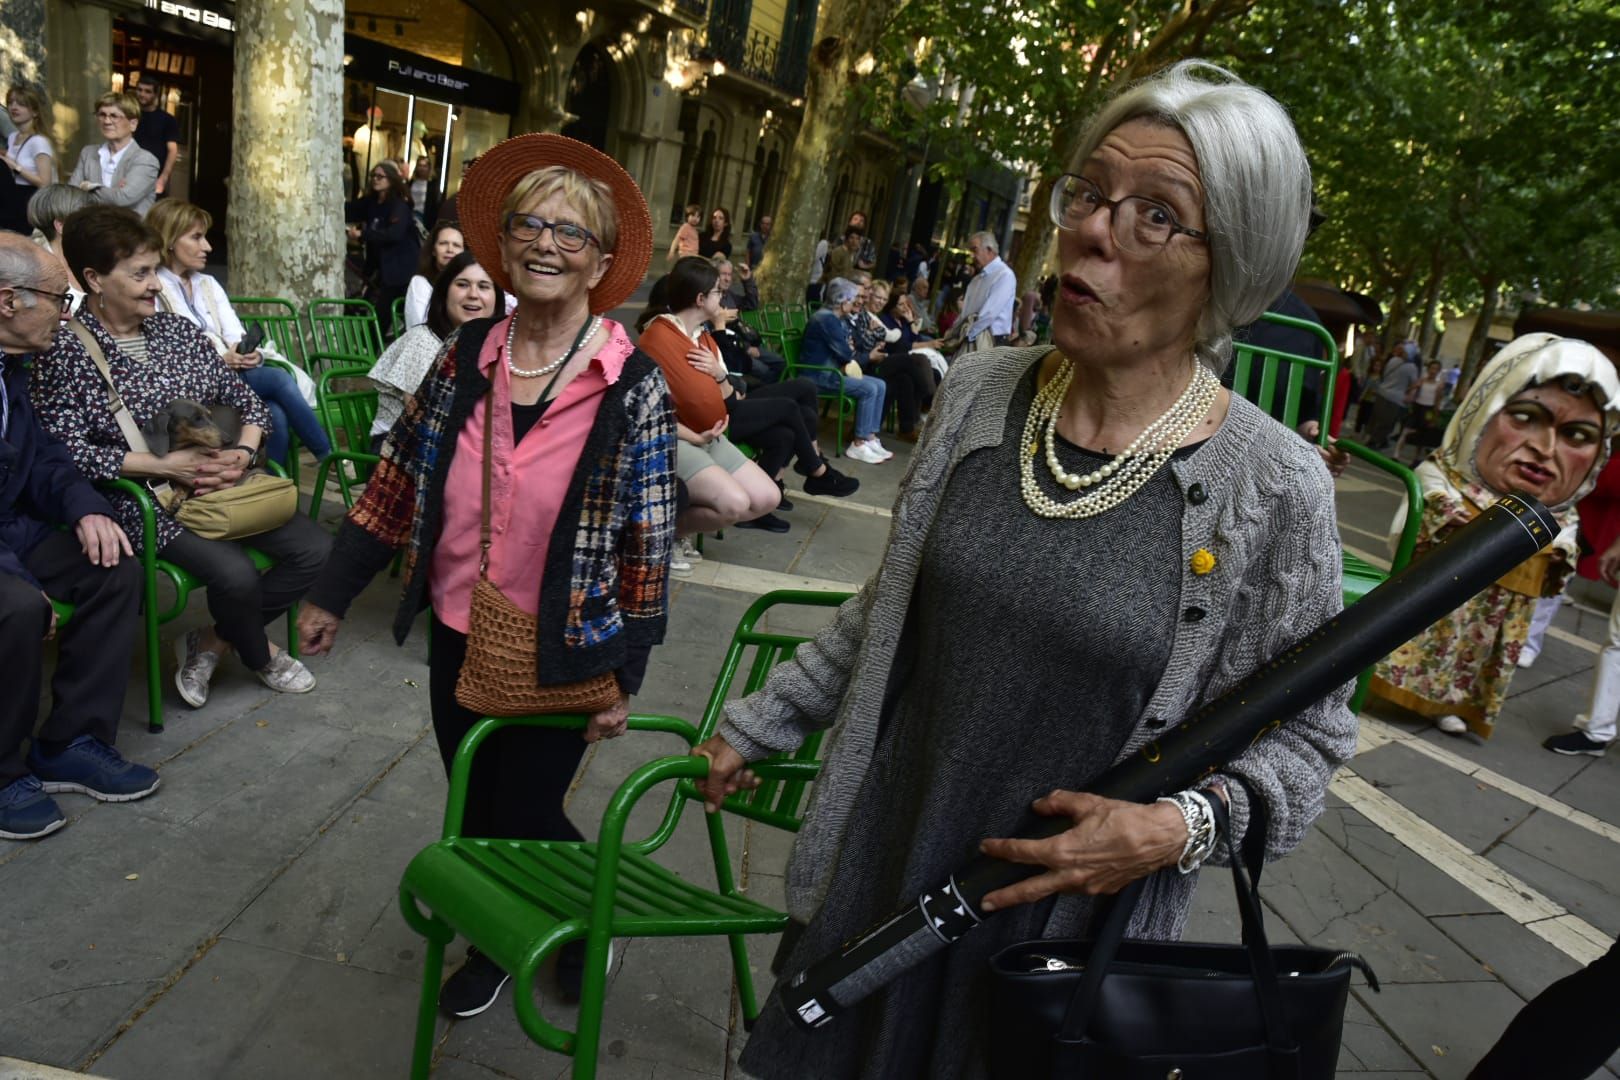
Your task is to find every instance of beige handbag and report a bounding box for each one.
[69,320,298,541]
[454,392,621,717]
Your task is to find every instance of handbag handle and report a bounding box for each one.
[1056,796,1300,1077]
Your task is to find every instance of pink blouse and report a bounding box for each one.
[430,316,634,633]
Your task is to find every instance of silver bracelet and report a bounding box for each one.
[1157,791,1217,875]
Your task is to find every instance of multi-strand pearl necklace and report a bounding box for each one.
[505,314,602,379]
[1019,357,1219,519]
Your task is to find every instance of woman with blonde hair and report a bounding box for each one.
[2,85,56,233]
[146,199,333,470]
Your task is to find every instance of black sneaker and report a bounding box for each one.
[1543,731,1609,757]
[29,735,160,802]
[439,947,510,1018]
[736,513,790,533]
[775,480,795,512]
[804,466,860,497]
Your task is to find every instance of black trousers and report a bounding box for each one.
[728,393,820,479]
[1468,938,1620,1079]
[427,617,589,842]
[0,530,142,786]
[878,352,936,433]
[158,514,332,671]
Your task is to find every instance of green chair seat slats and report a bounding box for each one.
[399,589,851,1079]
[305,298,385,369]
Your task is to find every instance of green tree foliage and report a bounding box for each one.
[860,0,1619,356]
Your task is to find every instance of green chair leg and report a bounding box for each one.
[410,934,444,1080]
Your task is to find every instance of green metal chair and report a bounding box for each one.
[230,296,311,373]
[106,466,299,734]
[305,298,385,367]
[737,309,764,334]
[312,363,381,509]
[776,327,856,457]
[390,295,408,341]
[398,588,852,1080]
[759,305,788,334]
[1228,312,1420,710]
[785,304,809,331]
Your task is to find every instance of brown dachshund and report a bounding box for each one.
[141,400,244,491]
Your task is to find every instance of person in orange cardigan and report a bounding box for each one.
[637,256,783,536]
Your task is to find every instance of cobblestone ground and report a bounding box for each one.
[4,395,1618,1079]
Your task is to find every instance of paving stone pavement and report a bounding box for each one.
[3,434,1618,1079]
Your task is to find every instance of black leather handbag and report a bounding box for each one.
[987,799,1378,1079]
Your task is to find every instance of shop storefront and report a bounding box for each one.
[340,32,519,214]
[111,2,238,241]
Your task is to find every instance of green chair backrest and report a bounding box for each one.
[1228,312,1339,442]
[390,295,407,341]
[738,309,764,334]
[306,298,385,363]
[689,590,851,830]
[760,305,788,333]
[778,327,803,370]
[230,297,310,372]
[786,304,809,331]
[315,362,379,455]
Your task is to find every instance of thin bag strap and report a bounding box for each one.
[1056,798,1300,1077]
[479,391,494,577]
[70,320,183,507]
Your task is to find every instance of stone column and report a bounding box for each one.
[43,1,113,153]
[228,0,345,301]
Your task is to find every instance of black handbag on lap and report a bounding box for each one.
[987,798,1378,1079]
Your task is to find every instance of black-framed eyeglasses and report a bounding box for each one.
[12,285,73,313]
[503,213,600,254]
[1049,174,1208,255]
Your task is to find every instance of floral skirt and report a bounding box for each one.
[1370,582,1533,738]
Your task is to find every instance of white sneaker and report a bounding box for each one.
[846,442,884,464]
[670,553,693,575]
[257,650,316,694]
[677,536,703,563]
[868,438,895,460]
[1436,715,1468,735]
[174,629,221,709]
[1517,647,1540,669]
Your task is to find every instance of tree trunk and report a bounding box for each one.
[228,0,346,301]
[756,0,908,307]
[1380,287,1411,352]
[1416,250,1444,357]
[1462,279,1501,385]
[1011,174,1058,302]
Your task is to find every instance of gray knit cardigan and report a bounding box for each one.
[718,346,1357,939]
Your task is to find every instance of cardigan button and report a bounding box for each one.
[1186,482,1207,505]
[1183,606,1205,623]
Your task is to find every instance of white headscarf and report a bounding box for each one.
[1438,333,1620,512]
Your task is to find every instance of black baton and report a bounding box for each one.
[780,492,1557,1030]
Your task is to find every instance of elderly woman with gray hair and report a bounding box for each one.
[694,61,1355,1078]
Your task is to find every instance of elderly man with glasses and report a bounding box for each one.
[0,232,154,842]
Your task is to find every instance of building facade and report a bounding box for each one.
[20,0,1010,287]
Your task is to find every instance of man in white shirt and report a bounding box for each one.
[948,230,1016,353]
[67,93,159,216]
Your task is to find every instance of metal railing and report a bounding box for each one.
[709,11,808,95]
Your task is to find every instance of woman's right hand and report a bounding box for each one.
[297,604,342,655]
[159,447,222,485]
[691,734,759,813]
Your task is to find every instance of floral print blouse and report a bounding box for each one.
[30,309,271,553]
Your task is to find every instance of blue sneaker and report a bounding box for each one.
[29,736,160,802]
[0,775,67,840]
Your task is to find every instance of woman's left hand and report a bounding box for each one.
[190,450,250,494]
[223,349,263,370]
[977,791,1188,912]
[583,690,631,742]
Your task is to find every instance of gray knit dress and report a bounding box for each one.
[738,372,1197,1079]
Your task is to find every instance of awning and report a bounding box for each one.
[1513,307,1620,357]
[1292,281,1383,328]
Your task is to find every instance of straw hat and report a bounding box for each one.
[457,133,651,315]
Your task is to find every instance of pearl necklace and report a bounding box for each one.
[506,314,601,379]
[1019,357,1219,519]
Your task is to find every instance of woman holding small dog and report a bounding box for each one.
[147,199,334,470]
[32,205,331,709]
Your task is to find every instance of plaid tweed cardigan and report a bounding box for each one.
[306,316,677,688]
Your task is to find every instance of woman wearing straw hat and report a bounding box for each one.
[297,134,677,1015]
